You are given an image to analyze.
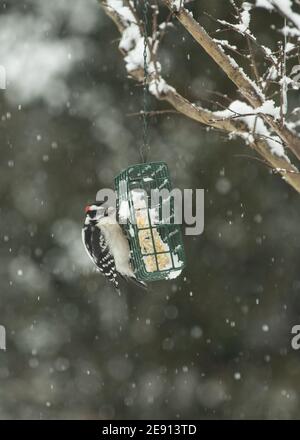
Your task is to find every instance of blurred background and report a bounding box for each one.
[1,0,300,420]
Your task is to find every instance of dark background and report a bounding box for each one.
[0,0,300,419]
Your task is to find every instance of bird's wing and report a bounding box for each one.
[82,224,120,290]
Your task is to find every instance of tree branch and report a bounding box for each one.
[163,0,300,161]
[98,0,300,194]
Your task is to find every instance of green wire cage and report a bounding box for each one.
[114,162,186,282]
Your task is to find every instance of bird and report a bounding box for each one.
[82,201,147,291]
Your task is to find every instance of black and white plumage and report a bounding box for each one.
[82,201,146,290]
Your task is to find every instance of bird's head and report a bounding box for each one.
[84,201,116,224]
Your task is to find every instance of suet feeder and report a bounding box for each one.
[115,162,186,282]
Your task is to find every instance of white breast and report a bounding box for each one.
[97,219,134,277]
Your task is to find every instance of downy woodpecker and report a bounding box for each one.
[82,201,146,290]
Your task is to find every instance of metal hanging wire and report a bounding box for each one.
[140,0,150,163]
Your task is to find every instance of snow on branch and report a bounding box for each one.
[214,100,287,158]
[104,0,173,97]
[218,2,253,36]
[99,0,300,194]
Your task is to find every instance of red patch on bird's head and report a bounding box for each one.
[85,205,90,213]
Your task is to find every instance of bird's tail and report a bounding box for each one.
[122,275,148,290]
[131,277,148,290]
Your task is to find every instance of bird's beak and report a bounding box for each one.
[85,205,90,213]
